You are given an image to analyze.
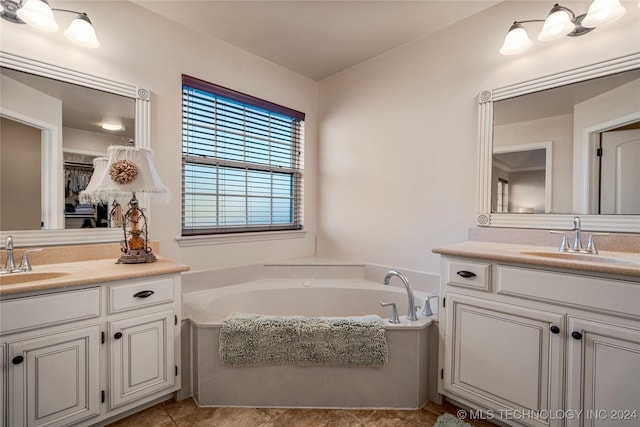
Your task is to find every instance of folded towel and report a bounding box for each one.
[219,313,388,367]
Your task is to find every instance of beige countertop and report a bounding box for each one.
[433,241,640,279]
[0,256,190,296]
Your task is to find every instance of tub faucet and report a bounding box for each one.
[383,270,418,321]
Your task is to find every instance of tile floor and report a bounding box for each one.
[107,397,498,427]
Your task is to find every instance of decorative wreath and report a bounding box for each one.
[110,159,138,184]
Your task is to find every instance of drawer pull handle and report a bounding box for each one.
[571,331,583,340]
[133,290,155,298]
[550,325,560,334]
[12,355,24,365]
[456,270,476,279]
[114,332,123,340]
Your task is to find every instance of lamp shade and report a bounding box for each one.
[500,23,533,55]
[582,0,626,27]
[16,0,58,31]
[64,13,100,48]
[79,157,129,204]
[538,7,575,41]
[94,145,169,203]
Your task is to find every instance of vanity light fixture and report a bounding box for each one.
[500,0,626,55]
[0,0,100,48]
[92,140,169,264]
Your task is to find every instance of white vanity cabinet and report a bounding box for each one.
[439,255,640,427]
[0,272,182,427]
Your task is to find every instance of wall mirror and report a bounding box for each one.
[477,53,640,233]
[0,51,151,246]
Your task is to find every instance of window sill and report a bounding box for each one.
[175,229,307,247]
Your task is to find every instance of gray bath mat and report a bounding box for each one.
[434,413,473,427]
[219,313,388,367]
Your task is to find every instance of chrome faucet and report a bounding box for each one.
[383,270,418,321]
[571,216,583,252]
[3,235,18,273]
[552,217,609,254]
[1,236,42,274]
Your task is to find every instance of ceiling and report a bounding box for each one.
[134,0,501,81]
[493,149,546,172]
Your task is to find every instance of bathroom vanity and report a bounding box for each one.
[0,256,188,427]
[434,242,639,427]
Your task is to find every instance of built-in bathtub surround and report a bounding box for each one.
[181,257,441,295]
[183,279,437,409]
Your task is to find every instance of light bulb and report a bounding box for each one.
[64,14,100,48]
[500,23,533,55]
[539,7,575,41]
[582,0,626,27]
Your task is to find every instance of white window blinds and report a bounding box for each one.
[182,75,304,235]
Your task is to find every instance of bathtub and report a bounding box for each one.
[183,279,437,409]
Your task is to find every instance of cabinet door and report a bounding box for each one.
[7,326,100,427]
[1,343,5,427]
[109,309,175,409]
[567,318,640,427]
[443,294,564,427]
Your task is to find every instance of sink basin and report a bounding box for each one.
[521,251,639,266]
[0,271,70,285]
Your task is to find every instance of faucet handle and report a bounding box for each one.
[380,301,400,324]
[585,233,609,255]
[550,231,569,252]
[422,295,439,317]
[585,235,597,255]
[20,249,43,272]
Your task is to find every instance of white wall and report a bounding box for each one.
[494,114,573,213]
[63,128,128,155]
[0,1,318,271]
[317,1,640,274]
[508,170,546,214]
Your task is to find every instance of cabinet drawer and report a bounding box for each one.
[0,288,100,334]
[496,265,640,317]
[446,259,491,291]
[109,277,174,313]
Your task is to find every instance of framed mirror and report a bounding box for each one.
[476,53,640,233]
[0,51,151,246]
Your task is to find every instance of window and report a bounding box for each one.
[182,75,305,235]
